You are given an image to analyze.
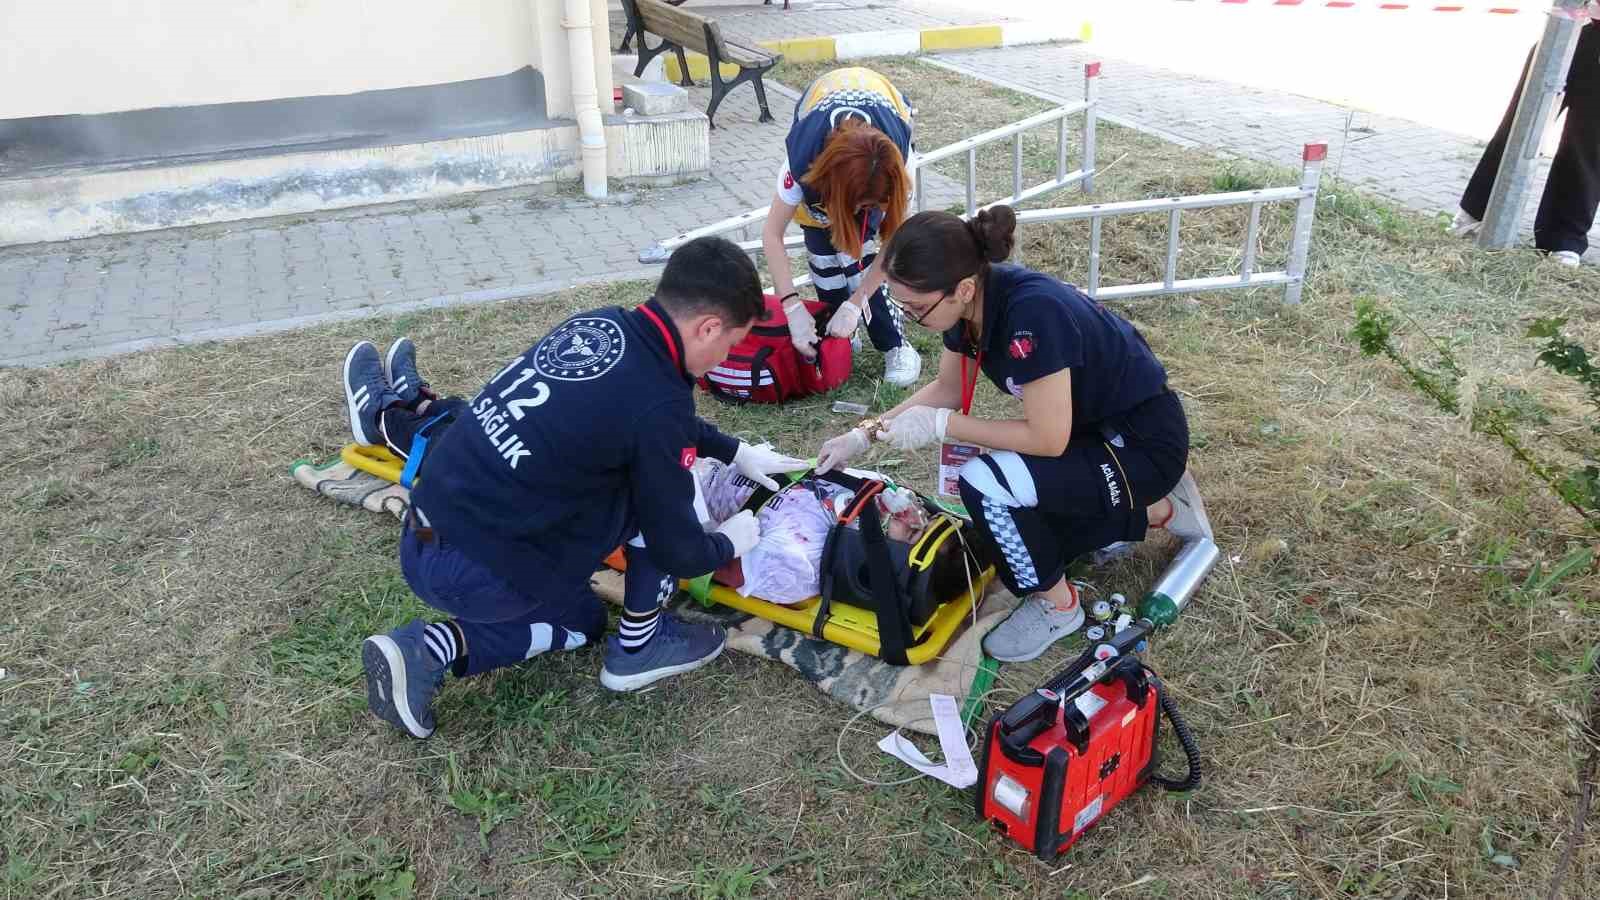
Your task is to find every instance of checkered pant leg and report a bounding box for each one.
[959,473,1067,597]
[802,225,904,352]
[979,498,1041,592]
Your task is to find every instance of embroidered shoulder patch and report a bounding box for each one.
[534,317,626,382]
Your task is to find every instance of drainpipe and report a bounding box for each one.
[562,0,608,198]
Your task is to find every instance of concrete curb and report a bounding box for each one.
[662,19,1091,81]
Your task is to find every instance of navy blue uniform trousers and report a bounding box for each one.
[383,400,673,676]
[958,390,1189,596]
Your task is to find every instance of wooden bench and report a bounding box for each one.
[620,0,781,129]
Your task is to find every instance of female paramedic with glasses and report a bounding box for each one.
[759,67,922,387]
[812,205,1213,662]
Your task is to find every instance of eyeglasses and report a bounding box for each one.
[890,290,951,326]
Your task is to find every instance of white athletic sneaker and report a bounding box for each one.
[1449,209,1482,238]
[1159,470,1213,542]
[982,592,1087,662]
[883,345,922,387]
[1551,250,1582,268]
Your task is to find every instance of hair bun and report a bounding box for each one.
[967,205,1017,263]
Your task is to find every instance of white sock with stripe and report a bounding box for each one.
[618,609,659,651]
[422,621,461,669]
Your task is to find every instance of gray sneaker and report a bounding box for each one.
[599,613,725,692]
[1161,471,1213,542]
[982,593,1086,663]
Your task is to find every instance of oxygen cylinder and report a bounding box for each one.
[1137,538,1219,626]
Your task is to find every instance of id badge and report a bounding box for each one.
[938,440,984,510]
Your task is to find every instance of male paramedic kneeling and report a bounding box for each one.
[343,236,809,739]
[814,207,1212,663]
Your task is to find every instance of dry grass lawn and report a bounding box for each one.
[3,57,1598,899]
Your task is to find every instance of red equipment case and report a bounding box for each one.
[966,643,1196,851]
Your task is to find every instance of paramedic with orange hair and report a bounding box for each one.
[760,67,922,386]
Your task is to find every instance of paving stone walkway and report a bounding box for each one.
[929,43,1598,263]
[0,78,961,367]
[6,2,1588,366]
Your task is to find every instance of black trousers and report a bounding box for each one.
[958,391,1189,596]
[378,397,467,460]
[1461,26,1600,255]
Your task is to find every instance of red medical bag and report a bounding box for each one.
[699,294,852,404]
[975,644,1199,860]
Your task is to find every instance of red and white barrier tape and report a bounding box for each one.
[1175,1,1590,15]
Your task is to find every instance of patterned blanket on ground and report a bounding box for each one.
[290,454,1002,735]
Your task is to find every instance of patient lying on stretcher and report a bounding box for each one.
[693,458,931,605]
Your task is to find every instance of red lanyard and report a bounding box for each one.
[960,348,984,416]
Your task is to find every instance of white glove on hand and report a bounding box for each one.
[816,428,870,474]
[877,406,952,451]
[715,509,762,558]
[825,301,863,339]
[784,301,820,361]
[732,442,809,491]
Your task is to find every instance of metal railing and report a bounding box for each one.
[637,62,1103,265]
[1014,142,1328,305]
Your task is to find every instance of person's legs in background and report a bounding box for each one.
[1458,25,1599,264]
[1457,49,1533,233]
[1533,93,1600,264]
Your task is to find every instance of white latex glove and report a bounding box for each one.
[825,300,863,339]
[715,509,762,557]
[816,428,870,474]
[784,300,820,361]
[732,442,809,491]
[877,406,952,451]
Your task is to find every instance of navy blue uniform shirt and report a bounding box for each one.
[942,264,1168,434]
[412,299,739,602]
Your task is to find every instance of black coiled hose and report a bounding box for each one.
[1147,672,1202,793]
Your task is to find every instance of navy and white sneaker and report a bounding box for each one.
[362,619,448,739]
[599,613,726,692]
[383,337,431,408]
[343,341,395,446]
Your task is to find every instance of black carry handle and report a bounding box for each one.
[856,497,915,665]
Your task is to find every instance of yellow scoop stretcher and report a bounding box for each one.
[341,442,992,664]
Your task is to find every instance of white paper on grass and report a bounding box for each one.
[876,693,978,789]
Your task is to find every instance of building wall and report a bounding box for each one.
[0,1,535,118]
[0,0,682,246]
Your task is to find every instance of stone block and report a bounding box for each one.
[622,82,689,117]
